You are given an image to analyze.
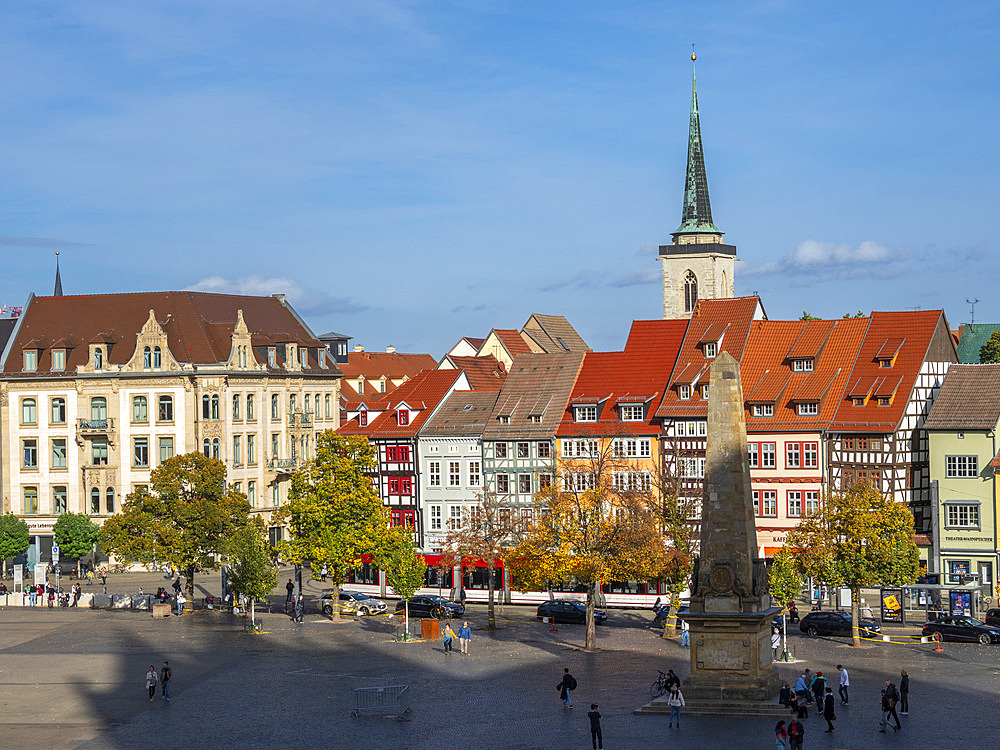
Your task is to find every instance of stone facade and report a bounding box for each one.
[660,248,735,320]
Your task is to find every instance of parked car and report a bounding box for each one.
[984,608,1000,627]
[318,590,388,617]
[799,611,881,638]
[537,599,608,625]
[922,616,1000,644]
[394,595,464,619]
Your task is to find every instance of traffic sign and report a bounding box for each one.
[52,543,60,562]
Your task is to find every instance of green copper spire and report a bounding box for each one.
[673,55,722,237]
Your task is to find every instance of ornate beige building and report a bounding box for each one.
[0,291,341,566]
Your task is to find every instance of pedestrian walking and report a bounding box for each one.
[71,583,80,607]
[28,584,37,606]
[680,618,690,646]
[294,596,304,623]
[458,620,472,655]
[810,671,826,709]
[823,686,836,732]
[145,666,159,701]
[787,717,804,749]
[557,668,576,708]
[884,680,902,730]
[320,565,328,583]
[837,664,849,704]
[442,623,455,653]
[160,660,172,702]
[899,669,909,714]
[175,592,186,617]
[86,570,94,586]
[772,628,781,660]
[172,577,181,595]
[100,567,107,587]
[285,578,295,609]
[879,689,892,732]
[588,704,603,750]
[666,684,684,727]
[775,719,787,748]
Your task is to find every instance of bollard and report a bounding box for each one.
[933,632,944,652]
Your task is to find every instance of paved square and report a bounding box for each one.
[2,574,999,749]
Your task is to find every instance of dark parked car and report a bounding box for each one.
[799,611,881,638]
[922,616,1000,644]
[394,595,464,619]
[984,608,1000,627]
[537,599,607,625]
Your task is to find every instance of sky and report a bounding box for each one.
[0,1,997,355]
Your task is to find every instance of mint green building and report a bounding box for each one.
[924,364,1000,594]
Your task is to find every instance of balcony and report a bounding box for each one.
[288,412,312,427]
[265,458,300,475]
[77,418,114,434]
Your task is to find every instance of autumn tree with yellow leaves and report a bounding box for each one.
[509,441,686,651]
[786,481,919,647]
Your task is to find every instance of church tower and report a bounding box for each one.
[660,54,736,319]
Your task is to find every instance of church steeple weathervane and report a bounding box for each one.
[673,51,722,239]
[54,252,63,297]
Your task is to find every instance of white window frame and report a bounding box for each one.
[797,402,818,416]
[945,455,978,478]
[945,503,980,529]
[792,359,814,372]
[620,404,644,422]
[752,404,774,418]
[574,405,598,422]
[703,342,717,358]
[678,385,691,401]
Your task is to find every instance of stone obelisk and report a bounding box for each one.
[677,351,781,704]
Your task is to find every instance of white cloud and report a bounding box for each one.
[185,275,367,316]
[742,240,908,282]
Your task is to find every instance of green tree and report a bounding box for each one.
[510,444,680,651]
[786,482,919,646]
[0,513,30,578]
[53,513,101,577]
[979,330,1000,363]
[800,311,821,321]
[277,432,390,621]
[226,520,278,626]
[100,452,251,597]
[653,460,697,637]
[768,547,803,659]
[376,529,427,639]
[842,310,865,318]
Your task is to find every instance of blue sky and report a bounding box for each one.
[0,2,997,355]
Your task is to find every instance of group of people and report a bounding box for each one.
[777,664,909,740]
[143,661,173,703]
[440,621,472,654]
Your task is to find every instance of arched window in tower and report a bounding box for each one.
[683,271,698,313]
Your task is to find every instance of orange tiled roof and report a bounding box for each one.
[493,329,533,357]
[337,368,463,438]
[786,320,834,360]
[338,351,436,380]
[829,310,955,432]
[447,355,506,390]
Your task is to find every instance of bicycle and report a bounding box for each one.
[649,670,670,700]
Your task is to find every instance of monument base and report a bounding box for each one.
[680,607,782,702]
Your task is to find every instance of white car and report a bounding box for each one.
[318,590,387,616]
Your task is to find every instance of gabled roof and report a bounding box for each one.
[955,322,1000,364]
[337,369,463,438]
[741,317,868,432]
[338,351,436,381]
[521,314,590,353]
[1,291,335,375]
[442,355,506,390]
[655,296,765,418]
[924,364,1000,431]
[491,329,533,357]
[483,353,585,439]
[419,390,501,438]
[829,310,957,433]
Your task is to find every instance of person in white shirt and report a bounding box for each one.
[837,664,849,705]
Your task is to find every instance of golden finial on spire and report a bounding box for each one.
[691,43,696,61]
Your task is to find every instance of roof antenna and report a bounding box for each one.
[967,298,980,325]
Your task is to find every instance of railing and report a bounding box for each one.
[288,412,312,426]
[77,418,114,432]
[265,458,298,469]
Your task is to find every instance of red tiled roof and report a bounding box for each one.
[447,355,506,390]
[337,369,463,438]
[463,337,486,350]
[338,351,436,380]
[4,291,331,375]
[742,317,869,432]
[829,310,954,432]
[493,329,533,356]
[655,296,765,418]
[559,320,687,437]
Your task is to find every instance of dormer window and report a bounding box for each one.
[574,405,597,422]
[267,347,276,367]
[357,379,364,394]
[852,397,865,406]
[704,342,717,358]
[301,349,309,369]
[620,405,643,422]
[397,409,409,426]
[359,409,368,427]
[23,350,37,372]
[153,346,162,368]
[143,346,151,369]
[498,415,511,424]
[877,396,891,406]
[792,359,814,372]
[701,385,710,399]
[752,404,774,418]
[93,348,103,371]
[529,415,541,424]
[877,358,892,368]
[797,402,818,416]
[51,349,65,371]
[678,385,691,401]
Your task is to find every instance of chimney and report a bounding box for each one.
[386,345,396,354]
[353,345,365,353]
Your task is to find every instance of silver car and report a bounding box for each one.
[318,590,387,616]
